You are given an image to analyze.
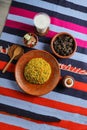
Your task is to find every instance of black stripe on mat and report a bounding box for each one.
[0,71,15,81]
[0,103,61,122]
[58,57,87,71]
[42,0,87,13]
[77,46,87,55]
[60,69,87,83]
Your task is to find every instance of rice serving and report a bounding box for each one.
[24,58,51,84]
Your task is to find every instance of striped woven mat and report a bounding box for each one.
[0,0,87,129]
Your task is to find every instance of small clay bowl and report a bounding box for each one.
[23,33,38,48]
[51,32,77,58]
[62,75,75,88]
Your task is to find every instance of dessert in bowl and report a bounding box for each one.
[23,33,38,48]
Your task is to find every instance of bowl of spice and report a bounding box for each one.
[23,33,38,48]
[51,32,77,58]
[15,50,60,96]
[62,75,75,88]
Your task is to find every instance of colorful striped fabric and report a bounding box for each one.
[0,0,87,129]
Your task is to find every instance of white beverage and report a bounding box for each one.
[34,13,50,33]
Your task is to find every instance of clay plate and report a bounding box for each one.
[15,50,60,96]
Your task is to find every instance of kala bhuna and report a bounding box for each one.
[24,58,51,84]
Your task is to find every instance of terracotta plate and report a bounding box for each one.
[15,50,60,96]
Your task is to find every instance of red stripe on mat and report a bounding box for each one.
[0,122,25,130]
[9,7,87,34]
[5,20,36,33]
[1,87,87,116]
[5,20,87,48]
[1,112,87,130]
[0,60,15,73]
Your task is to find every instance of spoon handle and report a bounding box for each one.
[2,56,15,73]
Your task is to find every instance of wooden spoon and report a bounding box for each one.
[2,46,22,73]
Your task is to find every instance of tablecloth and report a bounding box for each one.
[0,0,87,129]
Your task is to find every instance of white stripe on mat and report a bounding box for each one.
[0,114,65,130]
[14,0,87,21]
[0,78,87,108]
[7,14,87,41]
[0,78,22,92]
[1,95,87,125]
[0,32,87,63]
[66,0,87,7]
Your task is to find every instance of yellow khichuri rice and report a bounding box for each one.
[24,58,51,84]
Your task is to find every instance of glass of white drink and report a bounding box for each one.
[34,13,50,35]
